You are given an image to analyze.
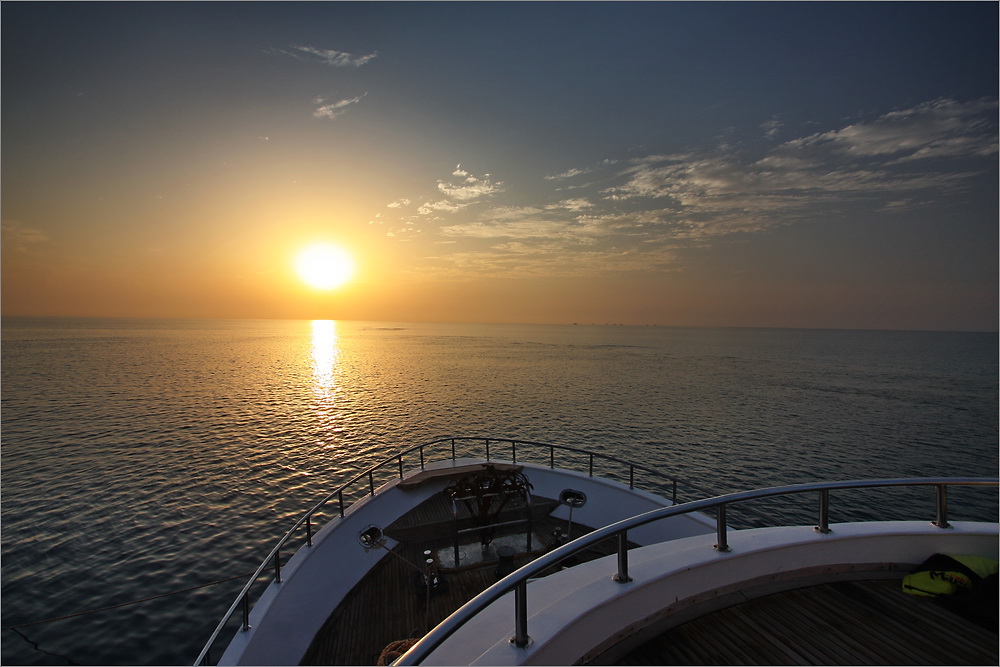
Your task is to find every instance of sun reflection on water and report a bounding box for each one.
[311,319,339,392]
[310,320,344,449]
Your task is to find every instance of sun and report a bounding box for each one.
[294,243,356,290]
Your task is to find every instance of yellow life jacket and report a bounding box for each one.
[902,553,998,598]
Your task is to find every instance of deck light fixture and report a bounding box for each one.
[556,489,587,543]
[358,525,385,550]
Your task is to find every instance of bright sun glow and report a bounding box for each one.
[294,243,356,290]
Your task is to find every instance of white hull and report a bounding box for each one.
[198,439,997,667]
[422,520,998,665]
[219,457,714,665]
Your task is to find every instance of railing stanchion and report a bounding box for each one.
[672,479,677,504]
[715,504,731,552]
[816,489,831,533]
[420,445,425,469]
[306,515,313,547]
[589,453,594,477]
[398,455,404,479]
[338,490,345,518]
[613,531,632,583]
[368,471,375,496]
[934,484,951,529]
[241,593,250,631]
[274,548,281,583]
[512,440,517,464]
[629,465,634,489]
[513,581,530,648]
[549,446,554,469]
[451,438,456,461]
[486,439,491,460]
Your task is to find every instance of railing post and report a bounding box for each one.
[451,438,456,461]
[368,471,375,496]
[274,548,281,583]
[338,490,345,518]
[672,479,677,504]
[420,445,425,469]
[934,484,951,529]
[453,499,460,568]
[512,581,530,648]
[589,453,594,477]
[816,489,831,534]
[613,531,632,583]
[549,446,554,469]
[241,593,251,631]
[512,440,517,464]
[398,454,404,479]
[486,439,491,460]
[629,465,634,490]
[715,504,731,552]
[306,515,313,547]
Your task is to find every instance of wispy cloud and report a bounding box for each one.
[2,220,49,253]
[545,167,591,180]
[270,45,378,67]
[376,98,996,278]
[789,97,998,161]
[437,166,504,201]
[313,94,366,119]
[761,118,783,139]
[387,166,506,220]
[608,97,997,224]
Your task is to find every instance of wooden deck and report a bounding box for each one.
[301,492,617,665]
[614,579,998,666]
[301,488,996,666]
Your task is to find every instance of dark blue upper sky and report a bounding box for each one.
[3,2,997,328]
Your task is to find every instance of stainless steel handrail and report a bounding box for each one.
[395,477,998,665]
[193,436,703,666]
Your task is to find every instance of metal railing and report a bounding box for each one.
[194,436,708,666]
[395,477,998,664]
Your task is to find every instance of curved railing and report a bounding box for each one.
[194,436,711,666]
[395,477,998,665]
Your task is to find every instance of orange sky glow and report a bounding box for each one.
[2,3,997,331]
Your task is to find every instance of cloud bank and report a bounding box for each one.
[375,98,997,277]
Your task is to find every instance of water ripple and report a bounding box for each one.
[1,319,996,665]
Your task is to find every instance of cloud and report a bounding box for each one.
[376,97,996,277]
[418,200,465,215]
[788,97,998,161]
[546,198,594,212]
[274,45,378,67]
[313,94,366,119]
[545,167,591,180]
[761,118,783,139]
[608,98,996,216]
[2,220,49,254]
[436,166,504,201]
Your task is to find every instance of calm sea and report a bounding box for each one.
[2,317,997,665]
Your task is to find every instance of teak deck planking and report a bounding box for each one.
[301,489,997,666]
[616,579,998,666]
[301,513,601,665]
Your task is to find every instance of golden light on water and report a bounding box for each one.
[311,319,339,392]
[295,243,356,290]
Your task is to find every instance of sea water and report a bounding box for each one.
[2,318,997,665]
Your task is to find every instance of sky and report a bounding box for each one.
[2,2,997,331]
